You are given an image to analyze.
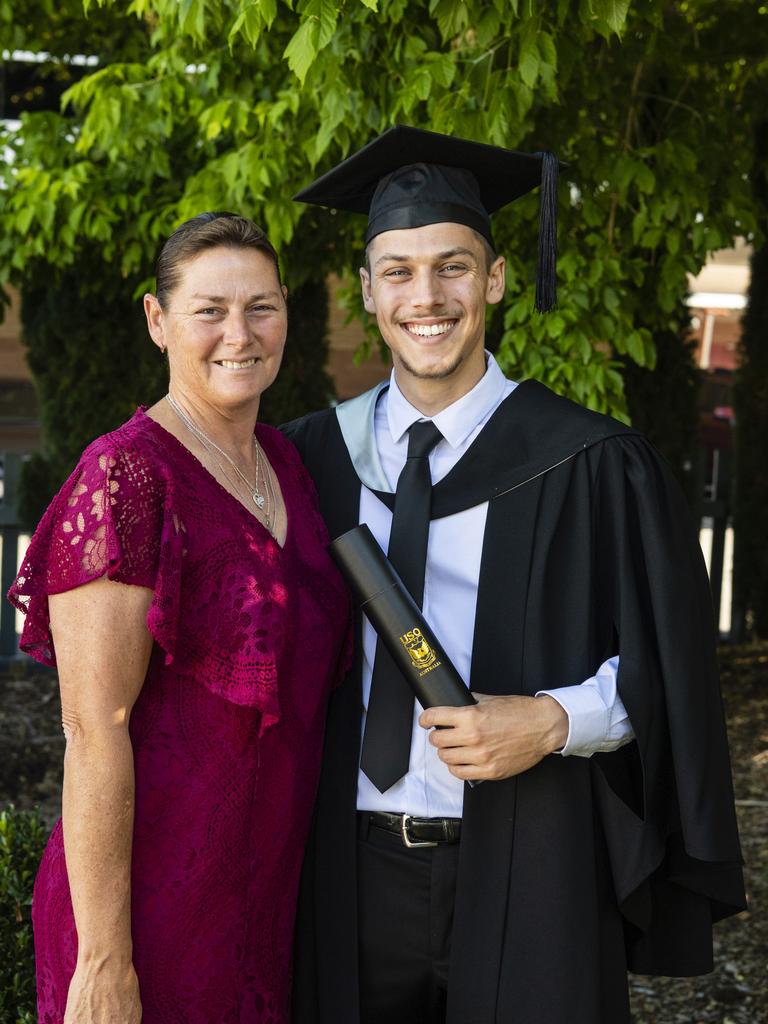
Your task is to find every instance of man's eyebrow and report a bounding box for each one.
[437,247,476,260]
[374,253,409,267]
[374,247,476,267]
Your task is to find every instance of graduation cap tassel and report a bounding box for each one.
[534,151,559,313]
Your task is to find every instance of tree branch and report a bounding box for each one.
[608,61,644,246]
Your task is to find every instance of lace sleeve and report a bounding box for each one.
[8,435,184,667]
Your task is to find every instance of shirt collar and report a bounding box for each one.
[386,353,508,449]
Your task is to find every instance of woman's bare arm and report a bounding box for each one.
[49,575,153,1024]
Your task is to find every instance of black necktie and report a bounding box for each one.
[361,420,443,792]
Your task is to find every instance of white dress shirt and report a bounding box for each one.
[356,356,634,817]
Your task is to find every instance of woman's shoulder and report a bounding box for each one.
[77,409,177,481]
[10,411,187,666]
[53,410,181,532]
[81,407,158,454]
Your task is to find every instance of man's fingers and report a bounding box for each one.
[436,745,476,765]
[436,745,500,775]
[447,763,487,781]
[428,726,469,748]
[419,704,476,730]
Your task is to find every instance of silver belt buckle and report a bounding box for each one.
[400,813,438,848]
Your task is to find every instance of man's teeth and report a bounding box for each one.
[404,322,455,337]
[218,358,257,368]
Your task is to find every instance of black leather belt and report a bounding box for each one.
[358,810,462,848]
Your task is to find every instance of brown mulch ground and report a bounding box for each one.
[1,647,766,1023]
[0,664,63,826]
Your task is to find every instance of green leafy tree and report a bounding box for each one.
[0,0,765,441]
[2,1,335,520]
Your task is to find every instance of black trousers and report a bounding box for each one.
[356,819,461,1024]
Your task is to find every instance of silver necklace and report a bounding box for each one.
[165,393,273,528]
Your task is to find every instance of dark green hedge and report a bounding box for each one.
[0,805,45,1024]
[622,303,700,508]
[18,252,167,530]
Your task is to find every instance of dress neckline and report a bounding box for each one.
[135,407,290,551]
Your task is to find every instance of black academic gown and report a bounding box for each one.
[283,380,745,1024]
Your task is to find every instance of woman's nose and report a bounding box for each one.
[222,309,251,344]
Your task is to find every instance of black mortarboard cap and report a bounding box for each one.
[293,125,560,312]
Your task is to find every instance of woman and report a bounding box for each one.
[8,212,350,1024]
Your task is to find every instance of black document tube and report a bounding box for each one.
[328,524,476,711]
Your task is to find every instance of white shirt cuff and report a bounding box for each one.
[536,655,633,757]
[537,684,609,756]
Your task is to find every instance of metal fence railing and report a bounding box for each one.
[0,452,23,661]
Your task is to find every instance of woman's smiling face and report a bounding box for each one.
[146,245,288,414]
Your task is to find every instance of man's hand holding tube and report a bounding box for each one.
[419,694,569,782]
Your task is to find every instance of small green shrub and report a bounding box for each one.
[0,805,46,1024]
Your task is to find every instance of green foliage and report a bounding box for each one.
[0,805,46,1024]
[0,0,766,422]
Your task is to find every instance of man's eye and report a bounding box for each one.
[441,263,467,273]
[248,305,275,314]
[197,307,222,316]
[383,268,409,278]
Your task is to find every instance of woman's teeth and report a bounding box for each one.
[217,358,257,368]
[403,321,455,337]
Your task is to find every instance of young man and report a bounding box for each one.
[284,127,744,1024]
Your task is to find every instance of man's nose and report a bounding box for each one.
[410,270,446,308]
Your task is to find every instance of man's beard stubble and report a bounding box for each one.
[397,348,466,382]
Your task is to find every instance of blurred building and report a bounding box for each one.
[325,275,389,400]
[687,239,750,453]
[688,239,749,374]
[0,286,39,455]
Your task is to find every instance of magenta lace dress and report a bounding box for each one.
[8,409,351,1024]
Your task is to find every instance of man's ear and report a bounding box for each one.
[143,294,167,353]
[485,255,506,306]
[360,266,376,315]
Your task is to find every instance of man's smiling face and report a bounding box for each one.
[360,222,505,399]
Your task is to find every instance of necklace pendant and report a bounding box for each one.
[254,492,266,509]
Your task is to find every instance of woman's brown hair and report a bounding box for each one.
[155,212,282,308]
